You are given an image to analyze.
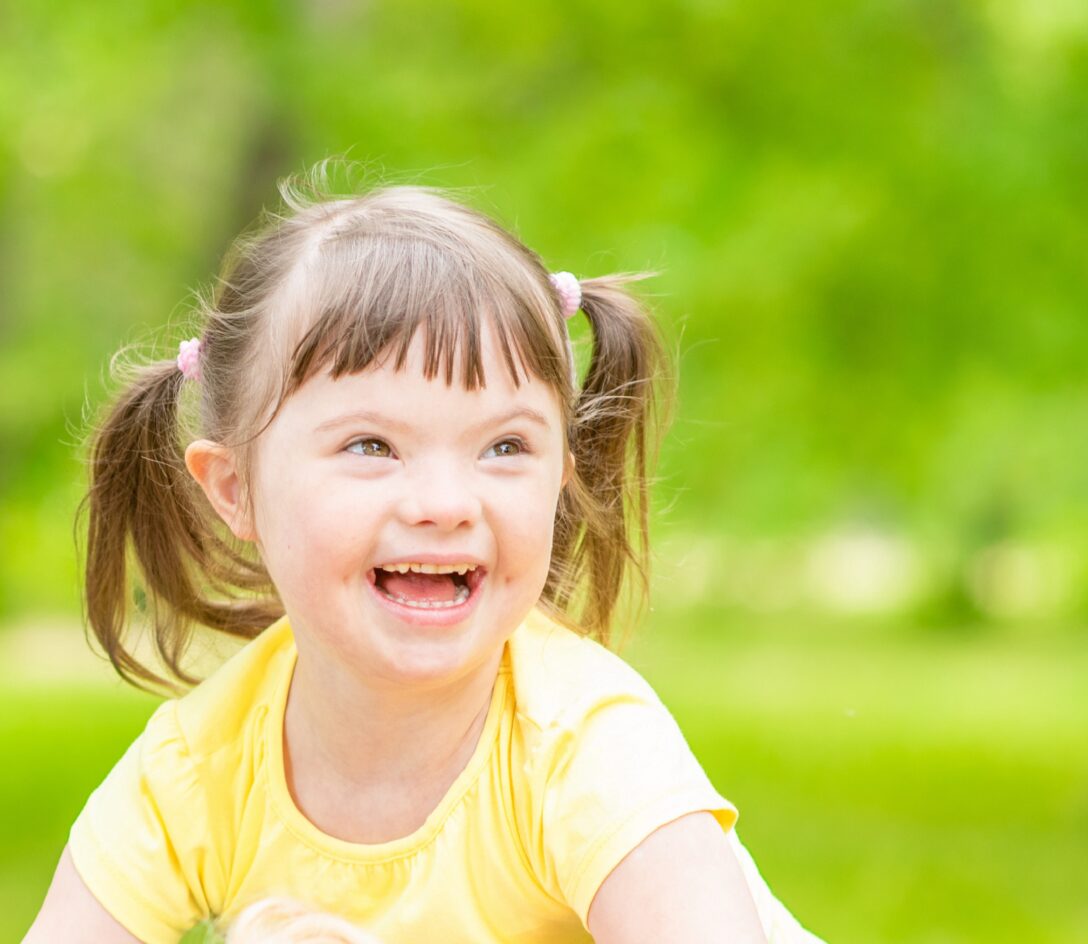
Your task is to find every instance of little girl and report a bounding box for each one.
[25,172,824,943]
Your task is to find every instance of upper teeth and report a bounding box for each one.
[381,563,477,575]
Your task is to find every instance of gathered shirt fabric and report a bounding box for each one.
[70,609,819,944]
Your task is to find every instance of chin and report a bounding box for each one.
[364,620,493,685]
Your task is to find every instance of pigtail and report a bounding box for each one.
[547,274,671,644]
[82,356,280,691]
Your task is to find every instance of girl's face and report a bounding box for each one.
[245,320,568,690]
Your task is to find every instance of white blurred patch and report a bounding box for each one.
[965,540,1075,620]
[804,529,923,615]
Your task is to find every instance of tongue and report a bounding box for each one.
[381,571,459,603]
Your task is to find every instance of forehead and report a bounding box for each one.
[271,259,572,409]
[274,319,564,431]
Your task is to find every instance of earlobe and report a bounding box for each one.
[184,440,255,541]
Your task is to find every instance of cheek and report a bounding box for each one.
[254,481,359,575]
[292,498,372,563]
[498,480,562,564]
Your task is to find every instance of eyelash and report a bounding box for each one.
[344,437,530,459]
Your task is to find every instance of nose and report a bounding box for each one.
[399,458,482,532]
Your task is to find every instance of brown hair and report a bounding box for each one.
[82,166,671,690]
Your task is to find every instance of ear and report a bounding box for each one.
[184,439,256,541]
[562,449,576,488]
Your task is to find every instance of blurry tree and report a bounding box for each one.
[2,0,1087,623]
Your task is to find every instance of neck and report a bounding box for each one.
[282,637,504,807]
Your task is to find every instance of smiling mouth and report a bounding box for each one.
[370,563,485,609]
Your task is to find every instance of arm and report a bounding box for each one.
[23,845,143,944]
[587,812,767,944]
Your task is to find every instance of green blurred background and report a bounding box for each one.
[3,1,1087,941]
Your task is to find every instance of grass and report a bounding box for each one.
[3,615,1086,942]
[624,617,1088,943]
[2,682,160,940]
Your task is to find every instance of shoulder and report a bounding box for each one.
[507,608,662,733]
[506,609,700,781]
[66,619,295,941]
[506,610,737,924]
[506,610,717,788]
[171,615,294,757]
[72,617,293,866]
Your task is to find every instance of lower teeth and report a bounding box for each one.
[384,584,471,609]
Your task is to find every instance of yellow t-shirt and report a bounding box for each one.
[69,610,742,943]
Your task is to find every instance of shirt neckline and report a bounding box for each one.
[263,619,511,864]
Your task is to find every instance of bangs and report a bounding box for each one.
[282,228,571,397]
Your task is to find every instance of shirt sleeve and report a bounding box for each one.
[527,686,738,928]
[68,699,211,944]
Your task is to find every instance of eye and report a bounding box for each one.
[483,438,526,459]
[347,438,393,458]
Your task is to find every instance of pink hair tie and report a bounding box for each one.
[549,271,582,318]
[177,337,203,382]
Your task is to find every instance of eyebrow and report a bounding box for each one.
[314,406,552,436]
